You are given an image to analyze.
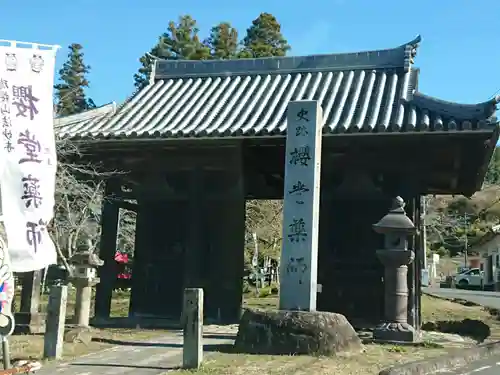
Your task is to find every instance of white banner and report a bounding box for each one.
[0,42,58,272]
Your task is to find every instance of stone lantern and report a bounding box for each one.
[372,196,417,343]
[68,241,104,327]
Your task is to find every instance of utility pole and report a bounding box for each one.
[463,212,469,268]
[422,197,428,270]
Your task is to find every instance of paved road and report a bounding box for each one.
[35,330,234,375]
[423,287,500,310]
[437,356,500,374]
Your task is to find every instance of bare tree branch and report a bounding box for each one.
[49,137,136,275]
[245,200,283,260]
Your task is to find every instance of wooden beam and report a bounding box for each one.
[108,198,138,212]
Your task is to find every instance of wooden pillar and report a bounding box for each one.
[205,194,245,322]
[220,188,245,323]
[411,195,423,330]
[15,270,44,333]
[205,146,245,323]
[399,184,421,331]
[317,189,333,312]
[129,197,188,319]
[94,179,120,320]
[128,199,146,318]
[317,171,387,326]
[184,168,204,290]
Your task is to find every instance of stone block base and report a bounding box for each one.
[14,312,46,334]
[235,309,363,356]
[373,322,418,343]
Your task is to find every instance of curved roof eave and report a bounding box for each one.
[408,92,500,122]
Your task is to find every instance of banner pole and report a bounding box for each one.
[0,40,60,50]
[1,336,9,369]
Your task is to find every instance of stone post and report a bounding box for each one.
[372,197,418,343]
[182,288,203,369]
[44,285,68,360]
[279,100,323,312]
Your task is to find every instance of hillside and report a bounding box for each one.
[426,147,500,256]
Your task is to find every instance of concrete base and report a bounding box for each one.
[373,322,419,344]
[14,312,46,334]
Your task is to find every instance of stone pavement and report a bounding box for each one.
[35,325,237,375]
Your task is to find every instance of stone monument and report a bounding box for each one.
[372,196,418,343]
[235,100,362,356]
[279,100,323,311]
[68,241,104,327]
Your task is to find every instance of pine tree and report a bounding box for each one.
[238,13,291,58]
[134,15,211,89]
[54,43,95,116]
[205,22,239,59]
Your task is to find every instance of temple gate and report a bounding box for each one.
[53,35,499,328]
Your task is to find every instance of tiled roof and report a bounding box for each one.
[55,36,500,140]
[55,103,117,138]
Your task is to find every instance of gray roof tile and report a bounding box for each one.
[55,102,117,138]
[55,36,499,140]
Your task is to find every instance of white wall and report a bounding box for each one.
[475,235,500,284]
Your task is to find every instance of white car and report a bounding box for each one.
[453,268,484,288]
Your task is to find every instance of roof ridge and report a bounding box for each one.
[154,35,422,80]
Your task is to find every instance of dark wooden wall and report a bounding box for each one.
[124,147,246,323]
[317,193,388,325]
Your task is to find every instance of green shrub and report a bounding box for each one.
[242,279,251,294]
[259,288,271,298]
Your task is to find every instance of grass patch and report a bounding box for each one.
[10,288,500,373]
[165,345,449,375]
[7,289,168,363]
[421,294,500,341]
[14,288,132,319]
[165,294,500,375]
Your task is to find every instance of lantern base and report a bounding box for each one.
[373,322,418,344]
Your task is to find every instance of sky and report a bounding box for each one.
[1,0,500,107]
